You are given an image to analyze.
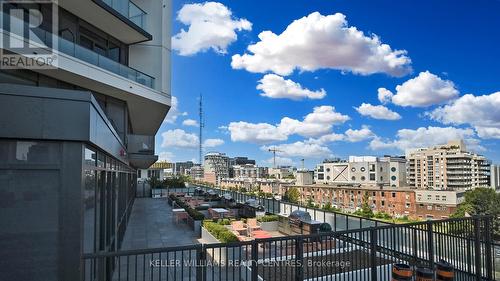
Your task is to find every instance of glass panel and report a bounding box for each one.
[83,170,96,253]
[0,141,60,165]
[85,147,96,167]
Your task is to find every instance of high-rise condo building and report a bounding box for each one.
[203,152,230,184]
[407,140,491,190]
[0,1,171,280]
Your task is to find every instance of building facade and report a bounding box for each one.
[315,156,407,188]
[204,152,230,185]
[407,140,491,190]
[491,164,500,191]
[284,184,416,218]
[0,1,171,280]
[414,190,464,219]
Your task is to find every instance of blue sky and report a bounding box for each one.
[156,0,500,168]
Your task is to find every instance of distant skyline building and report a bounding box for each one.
[314,156,407,188]
[204,152,230,184]
[407,140,491,190]
[491,164,500,191]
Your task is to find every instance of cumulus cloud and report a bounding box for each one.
[265,156,294,167]
[204,138,225,147]
[428,92,500,139]
[172,2,251,56]
[182,119,199,127]
[261,141,332,158]
[157,151,174,162]
[368,126,483,152]
[164,96,187,124]
[227,121,287,143]
[379,71,459,107]
[231,12,411,76]
[161,129,198,148]
[344,126,376,142]
[355,103,401,120]
[377,88,394,104]
[227,106,349,143]
[257,74,326,100]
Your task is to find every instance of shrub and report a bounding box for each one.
[203,221,239,243]
[170,194,205,220]
[257,215,279,222]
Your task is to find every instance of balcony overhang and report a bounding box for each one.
[129,154,158,169]
[58,0,152,44]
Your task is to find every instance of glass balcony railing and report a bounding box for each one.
[102,0,146,29]
[1,12,154,88]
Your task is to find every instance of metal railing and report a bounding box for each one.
[81,216,495,281]
[0,11,155,88]
[102,0,147,29]
[189,185,391,231]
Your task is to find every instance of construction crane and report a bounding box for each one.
[268,147,283,168]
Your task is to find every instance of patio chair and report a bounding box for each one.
[231,221,247,235]
[246,218,261,231]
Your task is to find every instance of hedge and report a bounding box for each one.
[257,215,279,222]
[203,221,239,243]
[169,194,205,220]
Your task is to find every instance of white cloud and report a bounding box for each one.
[381,71,459,107]
[368,126,482,152]
[257,74,326,100]
[265,156,294,167]
[164,96,187,124]
[429,92,500,139]
[355,103,401,120]
[377,88,394,104]
[172,2,251,56]
[231,12,411,76]
[344,126,376,142]
[161,129,198,148]
[261,141,331,158]
[157,151,174,162]
[227,121,287,143]
[182,119,199,127]
[227,106,349,143]
[204,138,225,147]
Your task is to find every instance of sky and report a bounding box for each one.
[155,0,500,168]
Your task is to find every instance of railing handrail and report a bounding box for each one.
[82,214,493,259]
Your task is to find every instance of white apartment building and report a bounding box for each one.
[491,164,500,191]
[269,167,294,179]
[204,152,230,184]
[232,164,262,179]
[407,140,491,190]
[315,156,407,188]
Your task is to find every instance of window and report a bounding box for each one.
[392,192,396,198]
[427,205,433,210]
[369,174,375,180]
[326,176,330,180]
[360,167,366,172]
[391,176,397,181]
[138,170,142,178]
[381,192,385,197]
[381,201,385,206]
[369,164,375,172]
[351,167,356,172]
[361,176,366,181]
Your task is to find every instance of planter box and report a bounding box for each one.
[201,227,240,263]
[260,221,278,232]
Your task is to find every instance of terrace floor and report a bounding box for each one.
[120,198,200,250]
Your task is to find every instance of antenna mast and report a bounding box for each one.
[199,94,204,165]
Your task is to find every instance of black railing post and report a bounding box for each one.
[251,240,258,281]
[484,217,493,280]
[412,226,418,265]
[426,221,434,267]
[474,218,482,280]
[196,245,206,281]
[370,228,378,281]
[295,237,304,281]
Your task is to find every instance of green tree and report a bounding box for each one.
[355,192,374,218]
[451,188,500,237]
[306,197,315,208]
[284,187,300,203]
